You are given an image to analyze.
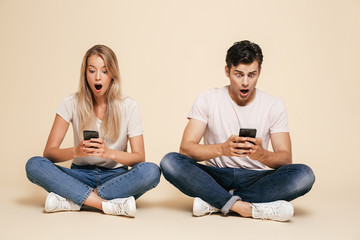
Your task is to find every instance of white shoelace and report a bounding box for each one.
[251,203,280,220]
[206,205,219,215]
[112,202,125,215]
[55,196,71,210]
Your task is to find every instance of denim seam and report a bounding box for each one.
[79,187,94,205]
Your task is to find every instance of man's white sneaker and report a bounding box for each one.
[193,197,220,217]
[251,200,294,221]
[102,196,136,217]
[45,192,81,213]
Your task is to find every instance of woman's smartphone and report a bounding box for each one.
[83,130,99,140]
[239,128,257,145]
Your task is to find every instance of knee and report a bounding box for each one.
[25,156,48,176]
[160,152,182,177]
[139,162,161,187]
[291,164,316,193]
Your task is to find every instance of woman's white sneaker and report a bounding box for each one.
[45,192,81,213]
[251,200,294,221]
[193,197,220,216]
[102,196,136,217]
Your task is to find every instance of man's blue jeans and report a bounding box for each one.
[26,156,161,206]
[160,152,315,215]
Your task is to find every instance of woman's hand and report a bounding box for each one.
[82,138,113,159]
[73,140,91,158]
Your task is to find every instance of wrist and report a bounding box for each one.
[72,147,78,159]
[107,149,115,160]
[257,148,268,162]
[218,143,225,157]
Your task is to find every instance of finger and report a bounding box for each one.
[86,142,102,148]
[229,135,241,142]
[237,137,248,142]
[233,142,252,149]
[91,138,104,143]
[232,151,248,157]
[232,147,247,155]
[83,147,98,153]
[245,137,256,145]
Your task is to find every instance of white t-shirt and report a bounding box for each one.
[188,86,289,170]
[56,94,144,168]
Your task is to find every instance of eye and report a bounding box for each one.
[236,73,242,78]
[89,69,95,73]
[249,74,254,78]
[102,70,108,74]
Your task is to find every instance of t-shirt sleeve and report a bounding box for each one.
[127,101,144,138]
[187,92,210,124]
[269,98,289,133]
[55,95,75,123]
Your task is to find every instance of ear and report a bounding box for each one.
[225,65,230,78]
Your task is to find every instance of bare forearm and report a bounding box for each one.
[43,147,76,162]
[180,142,223,161]
[255,150,292,169]
[107,149,145,166]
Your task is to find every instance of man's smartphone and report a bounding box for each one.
[239,128,257,145]
[83,130,99,140]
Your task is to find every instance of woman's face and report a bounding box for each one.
[86,54,112,98]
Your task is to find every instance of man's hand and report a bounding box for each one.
[243,133,292,169]
[245,137,266,160]
[221,135,254,157]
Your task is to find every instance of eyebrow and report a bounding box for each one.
[88,65,107,68]
[234,70,258,73]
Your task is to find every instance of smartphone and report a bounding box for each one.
[83,130,99,140]
[239,128,257,145]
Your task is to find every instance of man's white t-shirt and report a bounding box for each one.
[56,94,144,169]
[188,86,289,170]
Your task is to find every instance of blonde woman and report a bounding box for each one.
[26,45,160,217]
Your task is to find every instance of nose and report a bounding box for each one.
[241,76,249,87]
[96,70,101,81]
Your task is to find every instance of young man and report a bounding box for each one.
[160,40,315,222]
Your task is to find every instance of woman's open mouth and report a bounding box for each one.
[95,84,103,92]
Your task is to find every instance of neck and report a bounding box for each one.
[93,95,107,106]
[228,87,256,106]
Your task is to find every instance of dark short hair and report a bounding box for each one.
[226,40,263,70]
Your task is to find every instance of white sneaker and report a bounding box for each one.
[45,192,81,213]
[102,196,136,217]
[251,200,294,221]
[193,197,220,217]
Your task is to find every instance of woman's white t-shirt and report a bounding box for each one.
[188,86,289,170]
[56,94,143,169]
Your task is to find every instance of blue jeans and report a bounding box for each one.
[160,152,315,214]
[26,156,161,206]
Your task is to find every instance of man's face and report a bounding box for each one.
[225,61,261,106]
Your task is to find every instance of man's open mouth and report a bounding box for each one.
[95,84,102,90]
[240,89,249,94]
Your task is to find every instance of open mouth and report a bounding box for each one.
[240,89,249,94]
[95,84,102,91]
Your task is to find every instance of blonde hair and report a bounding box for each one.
[76,45,122,143]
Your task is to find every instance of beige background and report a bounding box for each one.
[1,0,359,239]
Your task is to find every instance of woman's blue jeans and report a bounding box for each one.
[160,152,315,215]
[26,156,161,206]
